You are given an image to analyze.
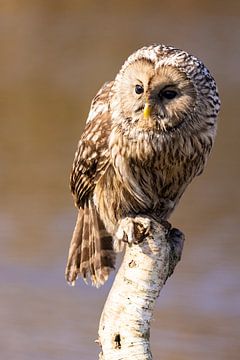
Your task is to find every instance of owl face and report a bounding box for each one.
[111,45,220,135]
[117,59,197,132]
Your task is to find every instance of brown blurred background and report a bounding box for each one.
[1,1,240,359]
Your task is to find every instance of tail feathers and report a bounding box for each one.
[65,200,115,287]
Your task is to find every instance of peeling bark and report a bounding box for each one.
[98,216,184,360]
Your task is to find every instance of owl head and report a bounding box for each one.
[111,45,220,135]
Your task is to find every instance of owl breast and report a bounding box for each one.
[94,125,210,235]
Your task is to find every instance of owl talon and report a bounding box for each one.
[115,217,135,245]
[115,217,151,246]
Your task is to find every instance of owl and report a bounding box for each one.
[65,45,220,287]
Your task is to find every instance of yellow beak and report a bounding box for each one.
[143,103,151,119]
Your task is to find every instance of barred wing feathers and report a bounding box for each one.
[65,81,115,286]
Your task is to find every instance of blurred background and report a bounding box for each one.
[1,1,239,359]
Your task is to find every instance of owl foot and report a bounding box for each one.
[114,217,151,248]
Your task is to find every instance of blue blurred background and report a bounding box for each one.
[1,1,239,359]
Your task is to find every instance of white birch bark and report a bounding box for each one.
[98,215,184,360]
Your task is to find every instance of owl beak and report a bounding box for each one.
[143,103,152,119]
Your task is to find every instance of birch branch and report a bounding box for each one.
[98,215,185,360]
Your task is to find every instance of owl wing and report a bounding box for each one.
[70,81,114,208]
[66,81,115,286]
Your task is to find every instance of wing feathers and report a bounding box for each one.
[66,81,115,286]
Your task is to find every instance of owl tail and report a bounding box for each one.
[65,199,115,287]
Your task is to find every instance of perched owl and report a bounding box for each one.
[65,45,220,287]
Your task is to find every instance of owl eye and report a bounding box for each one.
[135,84,144,94]
[161,90,178,100]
